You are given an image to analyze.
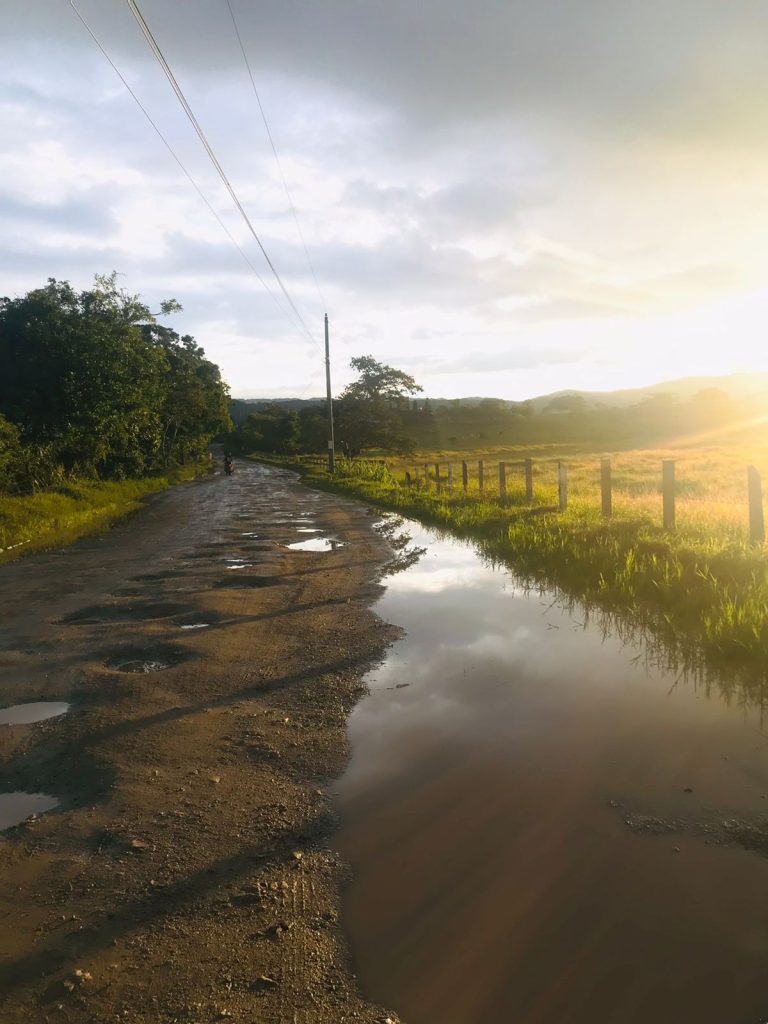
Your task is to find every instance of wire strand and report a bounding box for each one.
[223,0,326,310]
[125,0,319,346]
[69,0,305,337]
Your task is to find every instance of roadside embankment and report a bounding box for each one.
[0,464,211,564]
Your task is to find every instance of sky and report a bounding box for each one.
[3,1,768,400]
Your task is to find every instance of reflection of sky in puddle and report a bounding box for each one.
[334,520,768,1024]
[0,792,59,830]
[287,538,345,552]
[0,702,69,726]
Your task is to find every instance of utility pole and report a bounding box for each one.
[324,313,335,473]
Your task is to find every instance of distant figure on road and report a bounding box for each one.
[224,452,233,476]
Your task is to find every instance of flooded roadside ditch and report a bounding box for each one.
[333,517,768,1024]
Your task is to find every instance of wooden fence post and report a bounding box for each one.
[558,462,567,510]
[424,463,429,489]
[478,459,484,493]
[435,462,441,494]
[461,461,468,492]
[447,463,454,494]
[524,458,533,502]
[748,465,765,543]
[601,458,612,517]
[662,459,675,530]
[498,462,507,501]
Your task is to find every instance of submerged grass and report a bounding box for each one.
[0,464,208,563]
[267,449,768,689]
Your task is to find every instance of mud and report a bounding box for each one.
[0,461,399,1024]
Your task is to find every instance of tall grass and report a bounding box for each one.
[0,464,207,563]
[273,448,768,692]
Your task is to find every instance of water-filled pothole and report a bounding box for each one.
[287,538,345,552]
[105,646,188,673]
[296,527,320,534]
[0,702,70,726]
[173,611,219,630]
[62,601,189,625]
[0,792,59,831]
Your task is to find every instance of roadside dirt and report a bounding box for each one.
[0,462,401,1024]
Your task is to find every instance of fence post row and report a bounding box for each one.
[662,459,675,530]
[601,458,612,517]
[462,461,468,492]
[435,462,441,493]
[447,463,454,494]
[748,465,765,544]
[498,462,507,501]
[524,458,533,503]
[558,462,567,510]
[478,459,484,493]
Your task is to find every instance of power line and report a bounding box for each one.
[125,0,319,346]
[223,0,326,309]
[68,0,303,337]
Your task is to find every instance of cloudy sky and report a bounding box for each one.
[3,1,768,399]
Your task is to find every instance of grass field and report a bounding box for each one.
[274,443,768,698]
[0,463,210,564]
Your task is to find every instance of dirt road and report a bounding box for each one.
[0,462,400,1023]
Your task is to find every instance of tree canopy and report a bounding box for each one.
[0,274,231,491]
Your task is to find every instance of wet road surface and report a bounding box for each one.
[334,519,768,1024]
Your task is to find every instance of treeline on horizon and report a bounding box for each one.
[0,275,231,494]
[229,371,768,457]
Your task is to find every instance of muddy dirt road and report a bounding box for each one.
[0,462,399,1023]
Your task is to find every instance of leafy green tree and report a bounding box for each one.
[0,274,231,486]
[336,355,422,455]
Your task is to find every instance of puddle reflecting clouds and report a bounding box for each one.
[334,520,768,1024]
[0,702,70,725]
[0,792,59,831]
[287,537,345,552]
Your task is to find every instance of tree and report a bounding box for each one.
[0,274,231,486]
[336,355,422,455]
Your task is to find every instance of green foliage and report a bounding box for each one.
[336,354,422,456]
[0,274,231,490]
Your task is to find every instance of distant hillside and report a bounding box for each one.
[526,373,768,413]
[230,397,323,425]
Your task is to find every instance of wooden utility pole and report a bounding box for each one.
[324,313,335,473]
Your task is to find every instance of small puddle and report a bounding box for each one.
[295,527,320,534]
[0,702,70,726]
[0,792,59,831]
[287,538,345,552]
[334,518,768,1024]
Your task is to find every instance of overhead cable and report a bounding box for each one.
[224,0,326,309]
[69,0,302,335]
[125,0,319,346]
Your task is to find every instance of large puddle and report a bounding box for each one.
[333,520,768,1024]
[287,537,345,552]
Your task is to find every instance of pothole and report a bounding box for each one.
[0,792,60,831]
[0,702,70,726]
[214,577,280,590]
[173,612,220,630]
[105,646,188,673]
[287,538,345,552]
[62,602,190,625]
